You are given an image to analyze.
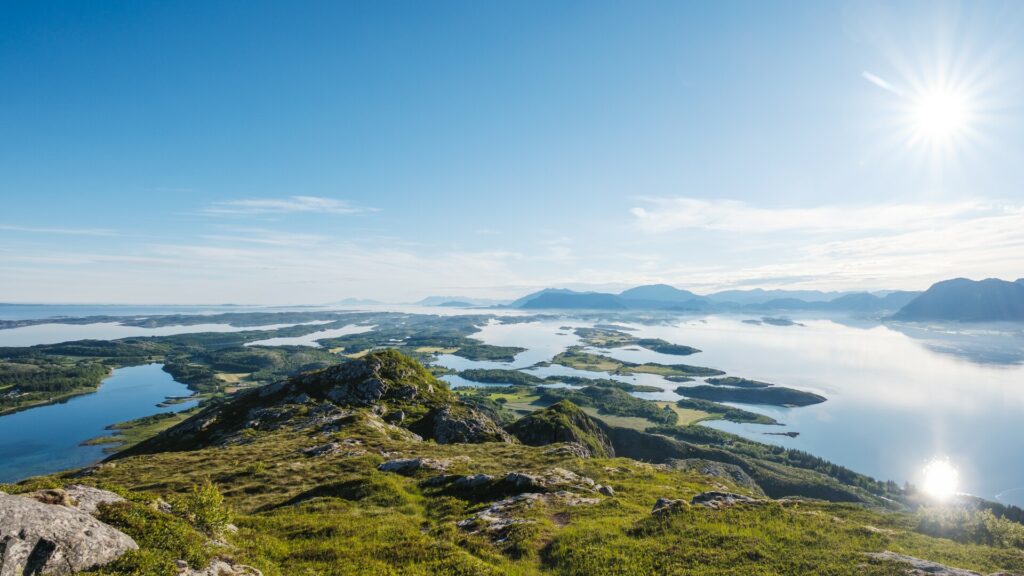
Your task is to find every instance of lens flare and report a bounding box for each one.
[922,458,960,500]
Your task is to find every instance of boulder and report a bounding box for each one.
[175,558,263,576]
[866,551,989,576]
[652,497,688,516]
[0,491,137,575]
[64,485,126,515]
[430,406,515,444]
[377,458,450,475]
[457,491,599,542]
[690,491,763,509]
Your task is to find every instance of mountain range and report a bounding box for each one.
[482,278,1024,321]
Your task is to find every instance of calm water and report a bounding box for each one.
[0,363,197,482]
[245,324,375,347]
[441,316,1024,507]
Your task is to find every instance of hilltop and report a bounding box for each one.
[3,350,1024,575]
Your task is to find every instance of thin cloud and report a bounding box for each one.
[630,197,988,234]
[201,196,378,216]
[0,224,119,236]
[862,71,903,96]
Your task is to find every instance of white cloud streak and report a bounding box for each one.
[630,197,992,234]
[0,224,119,236]
[201,196,377,216]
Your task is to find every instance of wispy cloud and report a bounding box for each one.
[630,197,988,234]
[201,227,327,247]
[0,224,119,236]
[862,71,903,96]
[201,196,377,216]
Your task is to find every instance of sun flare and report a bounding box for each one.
[910,87,971,141]
[922,458,960,500]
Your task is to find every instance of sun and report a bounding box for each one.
[921,458,960,500]
[910,86,971,142]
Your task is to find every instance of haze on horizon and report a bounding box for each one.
[3,0,1024,305]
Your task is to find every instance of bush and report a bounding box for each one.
[171,480,233,536]
[918,507,1024,549]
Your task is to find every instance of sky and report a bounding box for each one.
[2,0,1024,304]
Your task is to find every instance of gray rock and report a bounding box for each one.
[326,377,388,406]
[690,491,763,509]
[454,474,495,489]
[377,458,450,475]
[431,406,515,445]
[457,491,599,542]
[866,551,987,575]
[176,559,264,575]
[301,442,342,458]
[0,491,137,575]
[666,459,763,494]
[500,468,597,493]
[651,497,688,516]
[63,485,126,515]
[597,485,615,497]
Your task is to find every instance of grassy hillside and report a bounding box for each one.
[4,351,1024,575]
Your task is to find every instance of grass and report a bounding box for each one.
[656,401,708,425]
[29,414,1024,576]
[6,349,1024,575]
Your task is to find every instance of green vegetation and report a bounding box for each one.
[676,384,826,407]
[3,350,1023,575]
[549,346,724,378]
[538,386,679,426]
[460,369,544,386]
[675,397,779,425]
[573,327,700,356]
[704,376,773,388]
[506,400,614,457]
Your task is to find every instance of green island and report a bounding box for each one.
[676,384,827,407]
[3,350,1023,575]
[458,369,662,393]
[704,376,774,388]
[675,397,780,425]
[573,327,701,355]
[546,346,724,377]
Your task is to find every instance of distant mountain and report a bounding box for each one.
[335,298,382,305]
[707,289,847,305]
[509,288,577,308]
[619,284,700,303]
[417,296,508,307]
[436,301,474,307]
[518,291,627,310]
[894,278,1024,322]
[509,285,920,313]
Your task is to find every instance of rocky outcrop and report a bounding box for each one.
[651,497,688,516]
[690,491,764,509]
[429,405,515,444]
[506,401,614,458]
[115,351,468,457]
[24,485,126,516]
[457,491,600,542]
[377,458,450,475]
[175,558,264,576]
[866,551,998,576]
[666,459,762,494]
[0,491,137,574]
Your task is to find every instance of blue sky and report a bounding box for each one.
[2,0,1023,303]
